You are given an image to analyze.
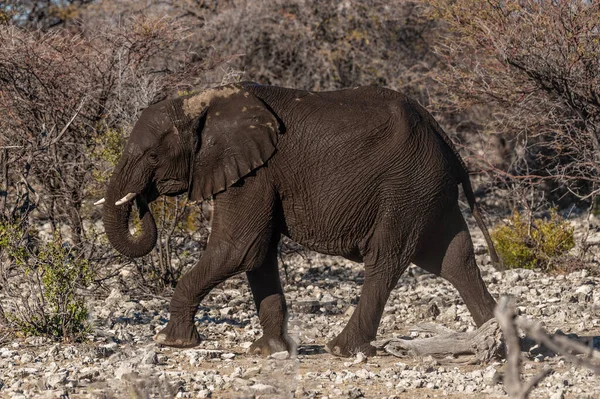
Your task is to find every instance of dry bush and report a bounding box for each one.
[428,0,600,208]
[0,17,197,238]
[153,1,439,98]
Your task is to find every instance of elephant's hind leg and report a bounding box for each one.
[326,258,409,357]
[246,234,296,356]
[414,204,496,327]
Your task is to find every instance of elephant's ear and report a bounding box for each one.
[185,84,279,201]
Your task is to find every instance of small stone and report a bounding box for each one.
[21,367,38,376]
[233,378,253,387]
[483,367,499,385]
[353,352,366,364]
[242,366,261,378]
[440,304,458,321]
[550,390,565,399]
[96,343,116,358]
[114,363,135,379]
[78,367,99,381]
[250,383,276,394]
[20,353,34,364]
[347,387,364,398]
[220,307,232,316]
[576,285,593,302]
[46,372,68,388]
[395,362,409,371]
[47,344,60,358]
[269,351,290,360]
[355,369,370,379]
[230,367,243,378]
[505,270,522,284]
[114,325,133,342]
[220,353,235,360]
[142,349,158,365]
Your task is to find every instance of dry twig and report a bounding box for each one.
[495,296,551,399]
[496,295,600,399]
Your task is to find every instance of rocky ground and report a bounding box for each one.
[1,226,600,399]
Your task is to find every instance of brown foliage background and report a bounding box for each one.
[429,0,600,208]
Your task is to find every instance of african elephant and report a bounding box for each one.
[96,82,500,357]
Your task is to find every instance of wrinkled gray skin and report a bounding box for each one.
[101,82,500,357]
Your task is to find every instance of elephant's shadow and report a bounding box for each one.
[297,344,328,356]
[195,313,250,328]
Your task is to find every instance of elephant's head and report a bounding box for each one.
[99,83,279,258]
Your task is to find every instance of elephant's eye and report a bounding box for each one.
[148,152,159,164]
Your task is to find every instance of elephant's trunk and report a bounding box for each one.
[102,178,157,258]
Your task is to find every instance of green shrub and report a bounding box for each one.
[0,223,93,340]
[491,211,575,271]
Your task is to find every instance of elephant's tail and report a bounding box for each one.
[460,173,503,269]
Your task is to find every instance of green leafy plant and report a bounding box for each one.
[0,223,93,340]
[491,210,575,271]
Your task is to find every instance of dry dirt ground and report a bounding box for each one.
[1,222,599,399]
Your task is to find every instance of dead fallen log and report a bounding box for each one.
[372,318,504,364]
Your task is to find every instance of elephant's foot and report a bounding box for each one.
[326,332,376,358]
[154,320,202,349]
[248,334,296,357]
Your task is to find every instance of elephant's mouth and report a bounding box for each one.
[155,179,188,197]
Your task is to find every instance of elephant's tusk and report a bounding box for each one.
[93,198,106,206]
[115,192,137,206]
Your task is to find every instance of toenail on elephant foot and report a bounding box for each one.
[154,321,202,349]
[248,335,296,357]
[325,336,377,358]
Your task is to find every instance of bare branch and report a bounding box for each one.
[495,296,600,399]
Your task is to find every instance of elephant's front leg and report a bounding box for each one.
[154,242,241,348]
[246,235,296,356]
[155,182,277,349]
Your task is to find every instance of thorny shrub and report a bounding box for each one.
[0,15,213,317]
[202,1,437,96]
